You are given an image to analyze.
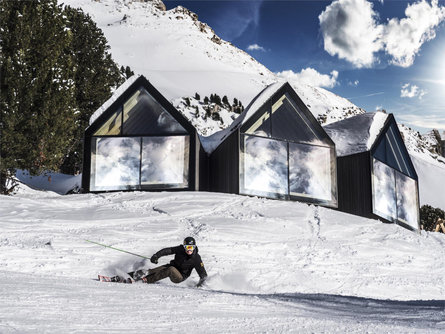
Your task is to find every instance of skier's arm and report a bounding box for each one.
[150,247,174,264]
[195,257,208,287]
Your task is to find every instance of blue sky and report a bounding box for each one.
[165,1,445,133]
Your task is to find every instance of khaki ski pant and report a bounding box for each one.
[144,265,184,284]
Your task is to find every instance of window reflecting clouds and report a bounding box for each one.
[241,135,288,197]
[240,135,336,205]
[372,158,419,228]
[91,137,141,191]
[372,159,397,220]
[90,136,190,191]
[289,143,333,201]
[141,136,189,188]
[396,171,419,229]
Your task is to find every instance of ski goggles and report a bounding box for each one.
[184,245,195,251]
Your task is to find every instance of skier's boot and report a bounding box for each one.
[110,276,133,283]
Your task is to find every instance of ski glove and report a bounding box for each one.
[150,254,158,264]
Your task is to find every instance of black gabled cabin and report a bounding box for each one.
[324,112,420,230]
[208,82,338,208]
[82,75,206,192]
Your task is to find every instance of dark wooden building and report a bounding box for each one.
[207,82,338,208]
[82,75,207,192]
[324,112,420,230]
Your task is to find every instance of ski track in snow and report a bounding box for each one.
[1,188,445,332]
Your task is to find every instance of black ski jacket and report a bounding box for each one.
[154,245,207,280]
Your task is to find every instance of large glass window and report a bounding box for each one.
[90,137,141,191]
[271,93,323,144]
[141,136,189,188]
[396,171,419,229]
[372,158,397,220]
[93,108,122,136]
[90,135,190,191]
[240,92,337,205]
[244,93,327,145]
[372,158,419,228]
[240,135,288,198]
[289,143,334,202]
[240,134,336,205]
[373,123,414,177]
[122,88,187,135]
[92,86,188,137]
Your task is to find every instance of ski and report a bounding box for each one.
[98,275,133,284]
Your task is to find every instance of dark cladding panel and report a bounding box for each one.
[209,130,239,194]
[336,152,373,217]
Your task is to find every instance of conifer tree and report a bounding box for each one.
[214,94,221,106]
[0,0,76,192]
[194,93,200,100]
[204,96,209,104]
[60,6,124,174]
[0,1,128,192]
[222,95,228,106]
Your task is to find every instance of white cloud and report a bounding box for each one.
[276,68,339,88]
[319,0,445,68]
[247,44,266,52]
[375,105,383,111]
[400,83,427,99]
[398,114,445,130]
[383,0,445,67]
[348,80,359,86]
[319,0,383,68]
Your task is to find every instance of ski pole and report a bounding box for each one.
[85,239,150,259]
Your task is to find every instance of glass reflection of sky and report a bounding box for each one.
[242,135,288,196]
[93,137,140,190]
[373,159,397,220]
[396,171,418,229]
[289,143,332,201]
[141,136,189,187]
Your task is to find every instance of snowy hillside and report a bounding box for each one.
[396,122,445,207]
[1,186,445,332]
[65,0,363,123]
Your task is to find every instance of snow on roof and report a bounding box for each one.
[199,81,286,154]
[323,112,388,157]
[88,75,140,126]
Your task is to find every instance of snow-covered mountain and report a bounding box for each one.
[66,0,364,125]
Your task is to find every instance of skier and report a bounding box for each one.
[109,237,207,287]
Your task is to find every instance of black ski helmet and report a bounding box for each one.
[183,236,196,246]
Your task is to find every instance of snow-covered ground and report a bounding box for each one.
[1,185,445,332]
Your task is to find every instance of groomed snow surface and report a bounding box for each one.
[1,186,445,333]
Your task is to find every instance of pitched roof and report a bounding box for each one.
[199,81,286,154]
[323,112,388,157]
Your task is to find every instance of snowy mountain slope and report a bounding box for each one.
[65,0,363,123]
[1,187,445,332]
